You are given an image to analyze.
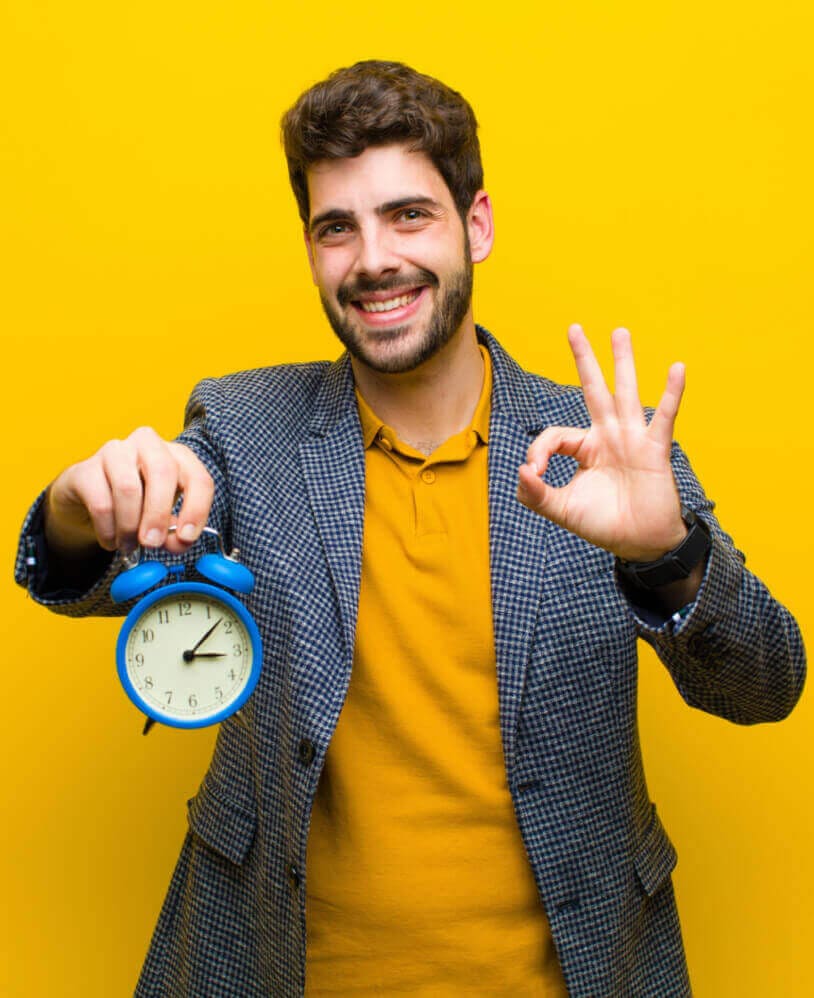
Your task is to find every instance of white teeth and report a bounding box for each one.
[359,291,419,313]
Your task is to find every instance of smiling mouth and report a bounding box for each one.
[353,287,424,314]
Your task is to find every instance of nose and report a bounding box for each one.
[353,223,400,281]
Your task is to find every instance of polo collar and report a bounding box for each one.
[355,344,492,451]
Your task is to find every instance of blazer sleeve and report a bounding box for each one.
[619,439,806,724]
[13,377,230,618]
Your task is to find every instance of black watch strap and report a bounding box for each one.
[616,507,711,591]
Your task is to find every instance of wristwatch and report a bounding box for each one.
[616,506,711,591]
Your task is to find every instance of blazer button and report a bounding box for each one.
[287,864,301,889]
[298,739,316,765]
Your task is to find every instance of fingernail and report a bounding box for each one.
[145,529,162,547]
[569,323,583,334]
[180,523,197,541]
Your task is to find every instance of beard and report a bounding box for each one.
[318,256,474,375]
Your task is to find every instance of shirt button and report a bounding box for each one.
[421,469,436,484]
[377,433,393,452]
[287,863,301,889]
[298,739,316,765]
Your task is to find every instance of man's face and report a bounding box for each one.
[305,144,475,375]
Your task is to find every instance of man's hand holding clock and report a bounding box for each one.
[44,425,215,561]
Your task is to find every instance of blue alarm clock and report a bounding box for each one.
[111,527,262,730]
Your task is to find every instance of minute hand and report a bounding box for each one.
[189,618,223,654]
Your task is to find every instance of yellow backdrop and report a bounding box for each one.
[2,2,811,995]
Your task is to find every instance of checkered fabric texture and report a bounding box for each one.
[15,328,805,997]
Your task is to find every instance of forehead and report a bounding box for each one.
[306,143,453,220]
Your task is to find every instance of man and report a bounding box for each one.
[15,61,805,996]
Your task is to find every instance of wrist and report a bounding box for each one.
[617,528,688,564]
[616,507,711,592]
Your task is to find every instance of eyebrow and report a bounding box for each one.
[308,195,443,234]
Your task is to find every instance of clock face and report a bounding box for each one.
[120,587,257,726]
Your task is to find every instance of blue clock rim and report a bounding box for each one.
[115,580,263,730]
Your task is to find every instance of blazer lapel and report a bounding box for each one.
[299,354,366,660]
[483,329,577,770]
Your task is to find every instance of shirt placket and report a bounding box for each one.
[375,428,480,539]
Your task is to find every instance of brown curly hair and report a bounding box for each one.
[281,60,483,225]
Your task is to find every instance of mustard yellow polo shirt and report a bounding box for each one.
[305,347,566,995]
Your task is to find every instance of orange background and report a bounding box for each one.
[2,2,812,995]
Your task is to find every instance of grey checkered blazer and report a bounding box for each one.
[16,328,805,997]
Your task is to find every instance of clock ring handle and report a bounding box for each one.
[113,525,253,601]
[119,524,240,568]
[195,525,243,564]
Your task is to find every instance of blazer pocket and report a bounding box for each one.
[634,805,678,896]
[187,778,257,866]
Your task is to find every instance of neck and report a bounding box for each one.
[351,320,484,456]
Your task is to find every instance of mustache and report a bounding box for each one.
[337,269,439,307]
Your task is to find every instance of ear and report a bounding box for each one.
[303,226,319,285]
[466,190,495,264]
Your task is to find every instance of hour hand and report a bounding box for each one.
[185,651,227,660]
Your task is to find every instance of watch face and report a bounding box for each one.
[120,585,258,727]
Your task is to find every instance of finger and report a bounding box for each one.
[166,443,214,553]
[517,463,571,526]
[648,362,686,447]
[526,425,589,476]
[67,460,118,551]
[611,327,644,423]
[129,427,182,549]
[99,439,144,552]
[568,324,614,423]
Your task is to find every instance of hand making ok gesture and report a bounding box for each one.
[517,324,689,563]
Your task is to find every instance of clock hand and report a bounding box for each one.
[188,617,223,654]
[182,617,224,661]
[187,652,227,659]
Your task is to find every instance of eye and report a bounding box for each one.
[315,218,354,245]
[398,207,427,222]
[317,222,352,241]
